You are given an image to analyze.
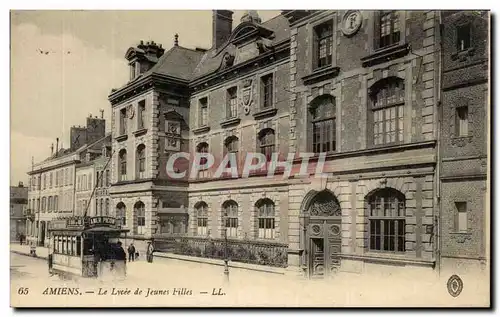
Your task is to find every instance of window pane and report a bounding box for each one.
[456,202,468,232]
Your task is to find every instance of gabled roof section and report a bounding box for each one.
[191,13,290,80]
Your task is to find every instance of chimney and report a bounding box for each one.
[50,143,54,155]
[212,10,233,49]
[56,138,59,156]
[18,181,24,187]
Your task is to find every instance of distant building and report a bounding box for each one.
[439,11,489,274]
[26,115,108,247]
[10,182,28,242]
[75,135,112,217]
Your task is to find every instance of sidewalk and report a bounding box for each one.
[10,243,48,259]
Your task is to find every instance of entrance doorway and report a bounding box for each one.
[302,190,342,278]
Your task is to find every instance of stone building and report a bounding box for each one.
[26,115,107,247]
[10,182,28,242]
[107,10,489,277]
[75,134,112,216]
[438,11,489,275]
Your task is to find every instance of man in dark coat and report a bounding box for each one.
[127,243,136,262]
[115,241,126,262]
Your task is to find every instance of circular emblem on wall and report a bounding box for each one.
[341,10,363,37]
[330,225,340,236]
[447,275,464,297]
[311,225,321,235]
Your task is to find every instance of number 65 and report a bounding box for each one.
[17,287,29,295]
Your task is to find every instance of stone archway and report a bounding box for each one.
[300,189,342,278]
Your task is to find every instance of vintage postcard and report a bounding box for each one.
[10,9,490,307]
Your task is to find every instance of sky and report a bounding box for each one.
[10,10,281,186]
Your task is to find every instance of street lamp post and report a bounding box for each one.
[223,214,229,283]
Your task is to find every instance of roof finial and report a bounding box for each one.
[174,33,179,46]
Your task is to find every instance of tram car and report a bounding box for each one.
[47,216,129,279]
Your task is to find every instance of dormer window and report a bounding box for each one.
[130,62,137,80]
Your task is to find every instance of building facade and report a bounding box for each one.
[439,11,489,274]
[107,10,489,277]
[10,182,28,242]
[26,115,107,247]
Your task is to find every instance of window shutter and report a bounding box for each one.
[373,11,381,50]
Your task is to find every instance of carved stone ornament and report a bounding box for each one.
[310,200,341,217]
[341,10,363,37]
[241,80,253,115]
[128,105,135,119]
[451,136,473,147]
[221,52,235,69]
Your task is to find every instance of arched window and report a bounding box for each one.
[369,77,405,145]
[222,200,238,237]
[119,149,127,181]
[196,142,209,179]
[105,198,109,216]
[258,128,275,162]
[134,201,146,235]
[48,196,53,212]
[309,95,336,153]
[368,188,406,252]
[256,198,275,239]
[195,202,208,236]
[224,136,239,168]
[54,196,58,212]
[136,144,146,179]
[116,202,126,227]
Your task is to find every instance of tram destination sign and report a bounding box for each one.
[88,216,117,228]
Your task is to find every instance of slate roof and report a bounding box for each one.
[141,46,205,81]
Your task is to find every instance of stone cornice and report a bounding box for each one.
[108,74,190,106]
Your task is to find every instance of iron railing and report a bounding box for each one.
[153,236,288,268]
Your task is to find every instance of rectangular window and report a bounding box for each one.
[456,106,469,137]
[457,24,471,51]
[314,21,333,69]
[373,105,404,145]
[261,74,274,109]
[138,100,146,129]
[370,219,405,252]
[137,217,145,235]
[120,108,127,135]
[227,87,238,118]
[199,97,208,127]
[312,119,336,153]
[455,202,468,232]
[225,218,238,238]
[379,11,400,49]
[197,218,208,236]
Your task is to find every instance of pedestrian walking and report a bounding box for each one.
[19,234,24,245]
[127,243,135,262]
[146,241,154,263]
